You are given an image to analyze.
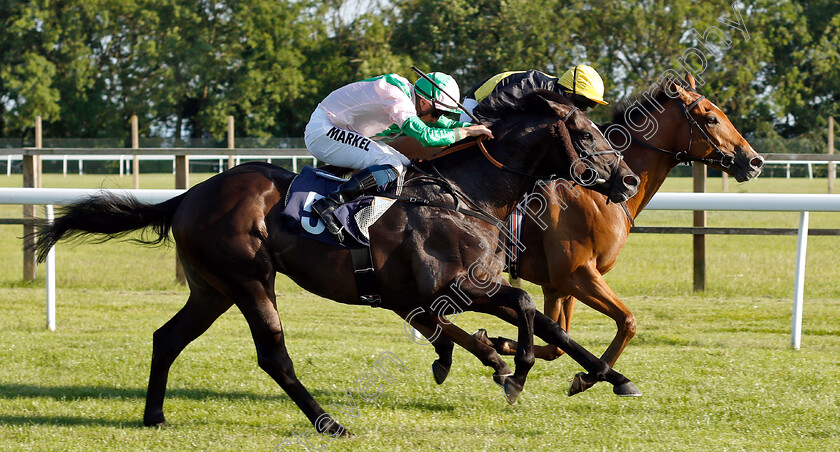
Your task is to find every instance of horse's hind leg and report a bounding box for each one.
[396,311,455,385]
[144,286,233,426]
[465,286,537,404]
[237,280,349,437]
[395,310,511,386]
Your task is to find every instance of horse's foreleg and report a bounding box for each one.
[567,270,635,367]
[485,287,572,360]
[394,310,456,384]
[468,286,536,404]
[430,317,514,383]
[475,305,639,397]
[531,311,638,397]
[395,310,512,385]
[238,281,350,437]
[144,288,232,426]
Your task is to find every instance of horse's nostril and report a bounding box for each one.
[750,157,764,168]
[623,175,639,187]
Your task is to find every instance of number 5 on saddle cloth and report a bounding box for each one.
[280,166,401,306]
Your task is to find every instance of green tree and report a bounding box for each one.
[0,0,61,137]
[389,0,579,90]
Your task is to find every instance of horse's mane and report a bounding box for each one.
[477,89,575,121]
[415,88,577,185]
[609,77,699,126]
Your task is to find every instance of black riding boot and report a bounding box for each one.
[311,167,382,241]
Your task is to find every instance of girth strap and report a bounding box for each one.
[349,246,382,308]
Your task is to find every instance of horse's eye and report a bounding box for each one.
[707,116,719,125]
[583,133,593,140]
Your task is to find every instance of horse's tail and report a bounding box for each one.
[34,191,187,263]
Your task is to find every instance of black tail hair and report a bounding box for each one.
[34,191,186,263]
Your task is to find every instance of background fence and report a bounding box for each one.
[3,188,837,349]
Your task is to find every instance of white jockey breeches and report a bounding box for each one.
[304,108,410,173]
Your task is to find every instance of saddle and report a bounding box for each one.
[281,166,400,248]
[280,166,403,307]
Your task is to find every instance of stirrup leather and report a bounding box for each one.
[312,196,344,239]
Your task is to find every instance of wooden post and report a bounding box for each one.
[227,115,235,170]
[829,117,835,194]
[721,172,729,192]
[132,115,140,189]
[174,154,189,284]
[23,116,43,281]
[693,163,706,292]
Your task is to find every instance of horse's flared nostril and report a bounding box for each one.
[623,175,640,187]
[750,157,764,169]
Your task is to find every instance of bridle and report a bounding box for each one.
[413,104,635,228]
[632,94,735,168]
[429,106,623,181]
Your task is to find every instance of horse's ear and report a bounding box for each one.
[665,77,692,102]
[536,94,574,118]
[685,73,696,89]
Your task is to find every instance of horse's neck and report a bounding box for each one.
[622,147,676,218]
[431,145,543,220]
[622,126,684,218]
[436,164,527,219]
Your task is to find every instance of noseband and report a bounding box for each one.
[632,95,735,168]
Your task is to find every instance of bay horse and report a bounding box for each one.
[441,74,764,394]
[34,91,640,436]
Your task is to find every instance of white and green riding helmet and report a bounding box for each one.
[414,72,461,114]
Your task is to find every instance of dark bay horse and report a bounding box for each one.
[463,74,764,394]
[35,91,639,435]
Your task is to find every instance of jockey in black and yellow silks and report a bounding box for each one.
[459,65,609,123]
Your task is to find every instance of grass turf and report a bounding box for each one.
[0,172,838,450]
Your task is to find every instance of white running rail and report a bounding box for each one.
[3,188,840,349]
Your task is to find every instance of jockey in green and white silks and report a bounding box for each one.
[304,72,493,241]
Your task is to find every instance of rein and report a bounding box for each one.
[631,95,734,168]
[425,106,581,180]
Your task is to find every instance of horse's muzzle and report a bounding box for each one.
[731,146,764,182]
[605,174,639,203]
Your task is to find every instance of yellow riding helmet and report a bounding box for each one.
[558,65,608,105]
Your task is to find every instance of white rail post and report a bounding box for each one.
[829,117,835,194]
[227,116,235,170]
[791,211,809,349]
[132,115,140,188]
[45,205,56,331]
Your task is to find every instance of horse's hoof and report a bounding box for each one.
[568,372,597,396]
[143,413,167,427]
[334,426,353,438]
[492,372,512,388]
[432,360,450,385]
[502,379,523,404]
[613,381,642,397]
[319,419,352,438]
[144,420,168,428]
[473,328,492,346]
